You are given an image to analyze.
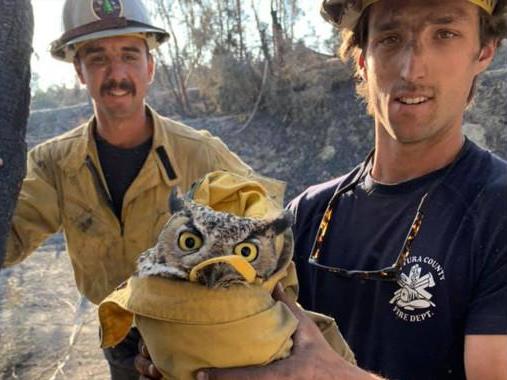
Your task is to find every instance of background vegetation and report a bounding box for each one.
[1,1,506,378]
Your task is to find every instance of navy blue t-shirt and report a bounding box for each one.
[289,140,507,379]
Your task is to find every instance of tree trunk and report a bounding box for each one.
[216,0,225,49]
[235,0,244,60]
[251,0,273,74]
[271,6,285,66]
[157,0,192,116]
[0,0,33,266]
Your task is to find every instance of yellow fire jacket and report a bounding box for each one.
[5,106,285,304]
[100,239,355,380]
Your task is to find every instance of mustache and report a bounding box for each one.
[100,79,136,96]
[392,82,434,98]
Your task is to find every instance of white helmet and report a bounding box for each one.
[50,0,169,62]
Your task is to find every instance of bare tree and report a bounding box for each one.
[155,0,192,114]
[154,0,219,115]
[285,0,300,42]
[0,0,33,265]
[215,0,225,49]
[235,0,245,60]
[251,0,272,73]
[270,0,301,66]
[148,0,306,117]
[270,0,285,65]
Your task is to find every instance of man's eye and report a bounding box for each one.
[437,30,457,40]
[124,54,138,62]
[90,56,106,64]
[379,35,400,46]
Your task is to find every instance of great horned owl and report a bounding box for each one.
[137,191,294,288]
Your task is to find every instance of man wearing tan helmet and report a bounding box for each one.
[190,0,507,379]
[1,0,284,379]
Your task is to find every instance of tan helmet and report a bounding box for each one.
[321,0,498,31]
[50,0,170,62]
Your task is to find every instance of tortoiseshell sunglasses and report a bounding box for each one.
[308,148,461,281]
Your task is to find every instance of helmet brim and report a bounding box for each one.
[320,0,364,31]
[50,25,169,62]
[321,0,498,31]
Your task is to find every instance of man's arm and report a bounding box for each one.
[465,335,507,380]
[4,146,62,267]
[464,180,507,380]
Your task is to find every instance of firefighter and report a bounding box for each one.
[4,0,284,378]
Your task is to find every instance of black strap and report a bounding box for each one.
[156,147,177,180]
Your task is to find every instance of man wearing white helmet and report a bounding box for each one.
[2,0,284,379]
[190,0,507,379]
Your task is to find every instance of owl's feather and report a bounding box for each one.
[137,191,293,288]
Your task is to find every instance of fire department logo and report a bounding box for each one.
[390,256,445,323]
[92,0,123,19]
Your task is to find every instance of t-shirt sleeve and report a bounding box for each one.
[465,179,507,334]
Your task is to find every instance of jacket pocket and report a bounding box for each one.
[62,200,114,268]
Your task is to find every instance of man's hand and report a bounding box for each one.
[197,284,381,380]
[135,338,163,380]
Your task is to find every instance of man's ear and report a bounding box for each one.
[358,52,368,80]
[147,53,155,84]
[476,39,497,74]
[73,56,86,85]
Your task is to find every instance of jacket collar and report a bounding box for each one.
[57,105,180,188]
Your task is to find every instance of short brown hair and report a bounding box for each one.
[338,1,507,114]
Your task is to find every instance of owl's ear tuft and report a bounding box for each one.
[169,188,185,214]
[269,210,294,235]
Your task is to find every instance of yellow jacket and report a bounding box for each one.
[100,239,355,380]
[5,106,285,304]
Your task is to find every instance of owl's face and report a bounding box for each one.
[137,191,293,288]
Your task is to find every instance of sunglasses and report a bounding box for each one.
[308,147,462,281]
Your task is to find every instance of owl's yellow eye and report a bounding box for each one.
[233,242,258,262]
[178,231,203,251]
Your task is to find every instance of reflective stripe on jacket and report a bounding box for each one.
[6,106,285,304]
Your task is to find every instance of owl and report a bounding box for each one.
[136,190,294,288]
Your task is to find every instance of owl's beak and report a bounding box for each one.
[189,255,257,286]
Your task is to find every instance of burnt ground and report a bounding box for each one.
[0,236,108,380]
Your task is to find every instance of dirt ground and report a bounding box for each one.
[0,236,109,380]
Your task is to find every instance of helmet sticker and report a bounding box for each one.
[92,0,123,19]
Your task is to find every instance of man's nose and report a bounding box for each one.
[399,39,427,82]
[106,57,128,80]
